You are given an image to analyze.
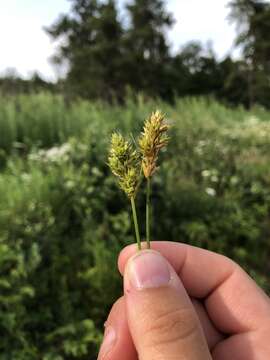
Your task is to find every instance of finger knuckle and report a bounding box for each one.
[144,307,198,348]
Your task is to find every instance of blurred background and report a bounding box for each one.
[0,0,270,358]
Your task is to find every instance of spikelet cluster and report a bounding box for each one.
[108,133,140,198]
[139,110,170,178]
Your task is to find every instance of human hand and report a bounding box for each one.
[98,242,270,359]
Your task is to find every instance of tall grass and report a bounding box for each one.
[1,93,270,154]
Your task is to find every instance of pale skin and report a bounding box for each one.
[98,242,270,359]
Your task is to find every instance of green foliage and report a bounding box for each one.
[0,95,270,358]
[0,71,55,96]
[123,0,174,99]
[229,0,270,107]
[45,0,176,101]
[46,0,124,100]
[0,92,145,154]
[43,0,270,107]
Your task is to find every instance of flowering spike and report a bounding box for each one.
[139,110,170,178]
[108,133,141,199]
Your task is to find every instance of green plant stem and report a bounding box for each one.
[131,196,141,250]
[146,177,151,249]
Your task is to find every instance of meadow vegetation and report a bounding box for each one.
[0,93,270,359]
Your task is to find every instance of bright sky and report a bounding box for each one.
[0,0,237,81]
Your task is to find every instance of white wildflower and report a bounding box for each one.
[28,143,72,163]
[246,116,260,126]
[202,170,211,178]
[211,175,218,183]
[205,187,216,196]
[21,173,31,182]
[45,143,71,162]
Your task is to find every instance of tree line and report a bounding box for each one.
[1,0,270,108]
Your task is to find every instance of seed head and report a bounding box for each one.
[108,133,141,198]
[139,110,170,178]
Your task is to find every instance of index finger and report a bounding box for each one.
[118,242,270,335]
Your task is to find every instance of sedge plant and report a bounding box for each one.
[108,111,170,251]
[108,133,142,250]
[139,111,170,249]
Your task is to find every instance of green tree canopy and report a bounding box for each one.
[229,0,270,107]
[124,0,174,99]
[46,0,124,100]
[46,0,174,101]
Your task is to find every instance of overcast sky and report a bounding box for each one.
[0,0,237,81]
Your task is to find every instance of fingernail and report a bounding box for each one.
[98,326,116,359]
[126,250,171,290]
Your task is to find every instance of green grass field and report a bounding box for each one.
[0,93,270,358]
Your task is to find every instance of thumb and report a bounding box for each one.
[124,250,211,360]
